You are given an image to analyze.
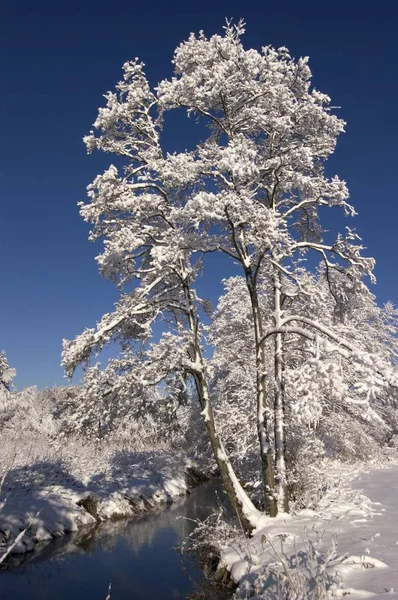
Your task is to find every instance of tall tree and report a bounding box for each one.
[63,21,389,523]
[62,56,263,533]
[156,20,374,512]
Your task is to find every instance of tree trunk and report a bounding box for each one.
[183,277,262,533]
[246,275,277,517]
[273,273,288,513]
[194,368,263,535]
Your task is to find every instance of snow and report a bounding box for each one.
[221,462,398,598]
[2,20,397,596]
[340,467,398,598]
[0,445,200,561]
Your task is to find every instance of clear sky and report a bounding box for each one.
[2,0,397,389]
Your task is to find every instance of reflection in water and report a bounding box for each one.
[0,480,229,600]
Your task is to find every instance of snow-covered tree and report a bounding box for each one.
[0,351,15,393]
[57,355,197,449]
[209,269,398,506]
[283,270,398,461]
[61,42,265,532]
[155,20,377,514]
[62,20,392,525]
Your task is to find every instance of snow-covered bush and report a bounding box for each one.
[232,534,342,600]
[54,359,203,451]
[182,507,240,586]
[0,385,68,437]
[284,433,326,511]
[319,412,382,462]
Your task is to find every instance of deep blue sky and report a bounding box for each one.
[2,0,397,389]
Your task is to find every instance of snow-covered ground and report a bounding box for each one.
[222,462,398,599]
[4,437,398,600]
[343,467,398,598]
[0,438,203,561]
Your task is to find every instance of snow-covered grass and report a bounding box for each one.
[214,459,398,599]
[0,431,204,561]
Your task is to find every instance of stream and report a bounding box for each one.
[0,480,231,600]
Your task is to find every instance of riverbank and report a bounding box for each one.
[0,435,211,561]
[0,479,232,600]
[219,460,398,598]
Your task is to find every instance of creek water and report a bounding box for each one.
[0,480,231,600]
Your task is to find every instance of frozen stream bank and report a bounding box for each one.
[0,479,230,600]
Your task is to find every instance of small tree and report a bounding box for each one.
[209,270,398,502]
[0,351,15,398]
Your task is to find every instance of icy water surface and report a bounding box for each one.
[0,480,229,600]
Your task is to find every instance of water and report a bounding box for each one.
[0,480,230,600]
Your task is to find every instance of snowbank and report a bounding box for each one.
[220,462,398,599]
[0,442,208,562]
